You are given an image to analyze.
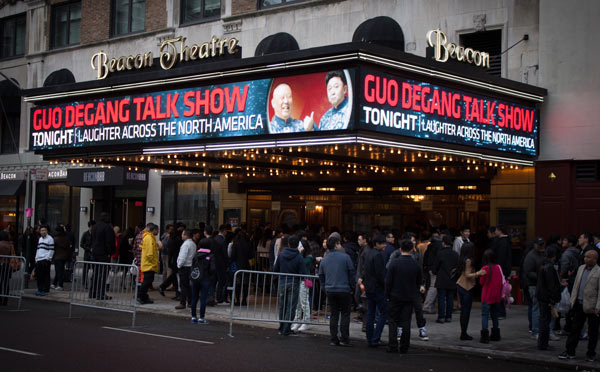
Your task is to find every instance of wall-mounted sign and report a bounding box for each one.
[306,201,316,210]
[420,200,433,211]
[358,68,539,156]
[30,69,354,151]
[271,201,281,211]
[67,168,148,187]
[91,36,240,79]
[48,169,68,180]
[0,171,26,181]
[30,169,49,181]
[465,200,479,212]
[426,29,490,68]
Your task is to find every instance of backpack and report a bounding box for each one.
[190,249,215,282]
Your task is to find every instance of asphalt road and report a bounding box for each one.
[0,299,570,372]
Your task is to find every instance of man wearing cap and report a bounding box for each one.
[523,237,547,340]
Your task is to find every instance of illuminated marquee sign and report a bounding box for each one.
[30,70,355,151]
[358,68,539,156]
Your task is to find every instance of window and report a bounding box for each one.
[259,0,305,9]
[181,0,220,24]
[460,29,502,76]
[0,115,19,154]
[111,0,145,37]
[0,13,26,59]
[52,2,81,48]
[0,80,20,155]
[161,177,219,230]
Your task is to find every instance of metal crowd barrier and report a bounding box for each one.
[0,255,26,310]
[228,270,329,336]
[69,260,139,327]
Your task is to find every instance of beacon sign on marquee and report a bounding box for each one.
[358,68,539,156]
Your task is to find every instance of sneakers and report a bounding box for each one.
[55,286,64,291]
[419,327,429,341]
[585,355,596,363]
[191,317,198,323]
[291,323,300,332]
[557,351,576,360]
[530,334,539,340]
[50,284,56,289]
[298,324,310,332]
[549,332,560,341]
[197,318,209,325]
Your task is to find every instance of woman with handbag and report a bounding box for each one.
[292,240,314,332]
[479,249,503,343]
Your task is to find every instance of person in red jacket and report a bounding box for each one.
[479,249,503,343]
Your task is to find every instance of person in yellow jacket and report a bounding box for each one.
[138,223,159,304]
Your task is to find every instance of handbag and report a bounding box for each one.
[304,279,313,288]
[557,287,571,313]
[499,268,512,309]
[9,245,21,272]
[129,258,139,276]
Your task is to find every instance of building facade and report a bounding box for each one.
[0,0,598,256]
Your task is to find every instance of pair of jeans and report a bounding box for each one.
[53,259,65,287]
[437,288,454,320]
[138,271,155,301]
[327,292,351,343]
[35,260,52,292]
[566,301,599,357]
[528,286,540,335]
[365,291,387,344]
[190,279,211,318]
[178,267,191,306]
[278,281,300,335]
[214,268,228,303]
[388,300,413,352]
[538,301,552,349]
[481,300,500,330]
[423,271,437,311]
[294,281,311,323]
[413,295,426,328]
[89,255,110,299]
[457,285,473,334]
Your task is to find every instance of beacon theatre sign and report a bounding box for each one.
[91,35,240,80]
[426,29,490,68]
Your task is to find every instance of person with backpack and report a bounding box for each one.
[274,235,306,336]
[176,230,196,310]
[190,237,216,324]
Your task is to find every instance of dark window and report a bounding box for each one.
[0,13,26,59]
[259,0,305,9]
[0,114,19,154]
[52,2,81,48]
[111,0,145,37]
[460,29,502,76]
[181,0,220,24]
[161,177,219,229]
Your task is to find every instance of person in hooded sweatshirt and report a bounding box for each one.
[274,235,306,336]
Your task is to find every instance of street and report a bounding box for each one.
[0,299,570,372]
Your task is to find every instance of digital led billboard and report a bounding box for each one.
[358,68,539,156]
[30,69,354,150]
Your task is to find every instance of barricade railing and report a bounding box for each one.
[228,270,329,336]
[69,260,139,327]
[0,255,26,310]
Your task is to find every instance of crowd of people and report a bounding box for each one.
[18,217,600,360]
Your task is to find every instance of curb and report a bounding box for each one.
[17,293,596,371]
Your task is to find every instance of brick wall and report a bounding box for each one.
[146,0,166,31]
[80,0,110,44]
[232,0,256,15]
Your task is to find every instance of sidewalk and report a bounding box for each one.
[17,280,598,371]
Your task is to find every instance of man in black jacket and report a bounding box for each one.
[159,222,185,301]
[386,239,423,354]
[89,213,115,300]
[536,245,561,351]
[434,235,459,323]
[494,225,512,317]
[80,220,95,288]
[523,237,546,339]
[364,233,387,347]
